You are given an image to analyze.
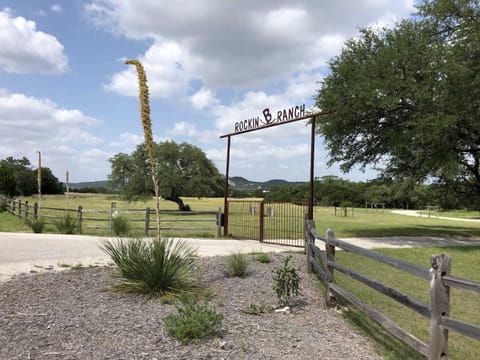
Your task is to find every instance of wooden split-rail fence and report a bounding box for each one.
[304,219,480,359]
[3,197,222,237]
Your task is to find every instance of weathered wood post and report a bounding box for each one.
[34,202,39,220]
[428,254,451,360]
[25,201,29,220]
[12,198,16,214]
[216,207,222,238]
[77,206,83,233]
[145,207,150,236]
[18,199,22,217]
[325,227,337,307]
[304,218,315,274]
[110,202,116,235]
[259,201,264,242]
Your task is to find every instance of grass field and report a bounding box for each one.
[1,194,479,358]
[3,194,480,239]
[331,246,480,360]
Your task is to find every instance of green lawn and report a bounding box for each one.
[313,207,480,239]
[324,246,480,360]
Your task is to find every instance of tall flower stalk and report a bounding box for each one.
[126,59,161,239]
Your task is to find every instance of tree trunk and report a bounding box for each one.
[165,195,190,211]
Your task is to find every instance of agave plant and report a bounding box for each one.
[101,238,198,297]
[125,59,161,240]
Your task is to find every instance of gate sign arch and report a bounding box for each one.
[220,105,329,237]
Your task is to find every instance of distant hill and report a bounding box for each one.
[69,180,110,190]
[229,176,305,190]
[70,177,302,191]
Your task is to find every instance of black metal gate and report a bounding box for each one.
[225,200,307,247]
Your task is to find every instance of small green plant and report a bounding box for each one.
[226,252,249,277]
[112,213,131,236]
[54,213,79,234]
[255,253,271,263]
[243,303,270,315]
[27,217,45,233]
[272,255,301,307]
[101,237,198,298]
[163,296,223,344]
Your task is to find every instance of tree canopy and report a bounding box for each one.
[109,141,224,210]
[315,0,480,205]
[0,156,63,197]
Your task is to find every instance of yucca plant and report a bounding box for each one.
[126,59,161,240]
[27,217,45,233]
[101,238,198,297]
[54,213,79,234]
[112,213,131,236]
[226,252,249,277]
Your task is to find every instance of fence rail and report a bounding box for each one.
[2,196,222,237]
[305,219,480,359]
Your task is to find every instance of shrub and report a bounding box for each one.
[112,213,131,236]
[101,238,198,297]
[0,198,6,212]
[27,217,45,233]
[255,253,271,263]
[163,296,223,344]
[272,255,301,307]
[54,213,79,234]
[226,252,249,277]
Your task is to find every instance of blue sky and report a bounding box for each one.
[0,0,415,183]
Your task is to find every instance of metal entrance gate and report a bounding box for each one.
[225,200,308,247]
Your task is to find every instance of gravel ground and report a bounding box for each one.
[0,253,383,359]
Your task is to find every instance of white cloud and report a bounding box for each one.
[104,41,203,99]
[50,4,62,13]
[168,122,198,137]
[87,0,414,90]
[190,87,218,110]
[0,8,68,74]
[0,89,105,181]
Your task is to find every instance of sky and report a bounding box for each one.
[0,0,416,183]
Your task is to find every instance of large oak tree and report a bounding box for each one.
[315,0,480,204]
[109,141,224,210]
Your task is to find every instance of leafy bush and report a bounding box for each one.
[27,217,45,233]
[54,213,79,234]
[163,296,223,344]
[272,255,301,306]
[226,252,249,277]
[255,253,271,263]
[0,198,6,212]
[112,213,131,236]
[101,238,198,297]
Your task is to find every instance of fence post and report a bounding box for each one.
[259,201,264,242]
[18,199,22,217]
[304,219,315,274]
[216,207,222,238]
[325,228,337,307]
[428,254,451,360]
[77,206,83,233]
[25,201,29,220]
[145,207,150,237]
[12,198,16,214]
[34,202,39,220]
[110,202,116,235]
